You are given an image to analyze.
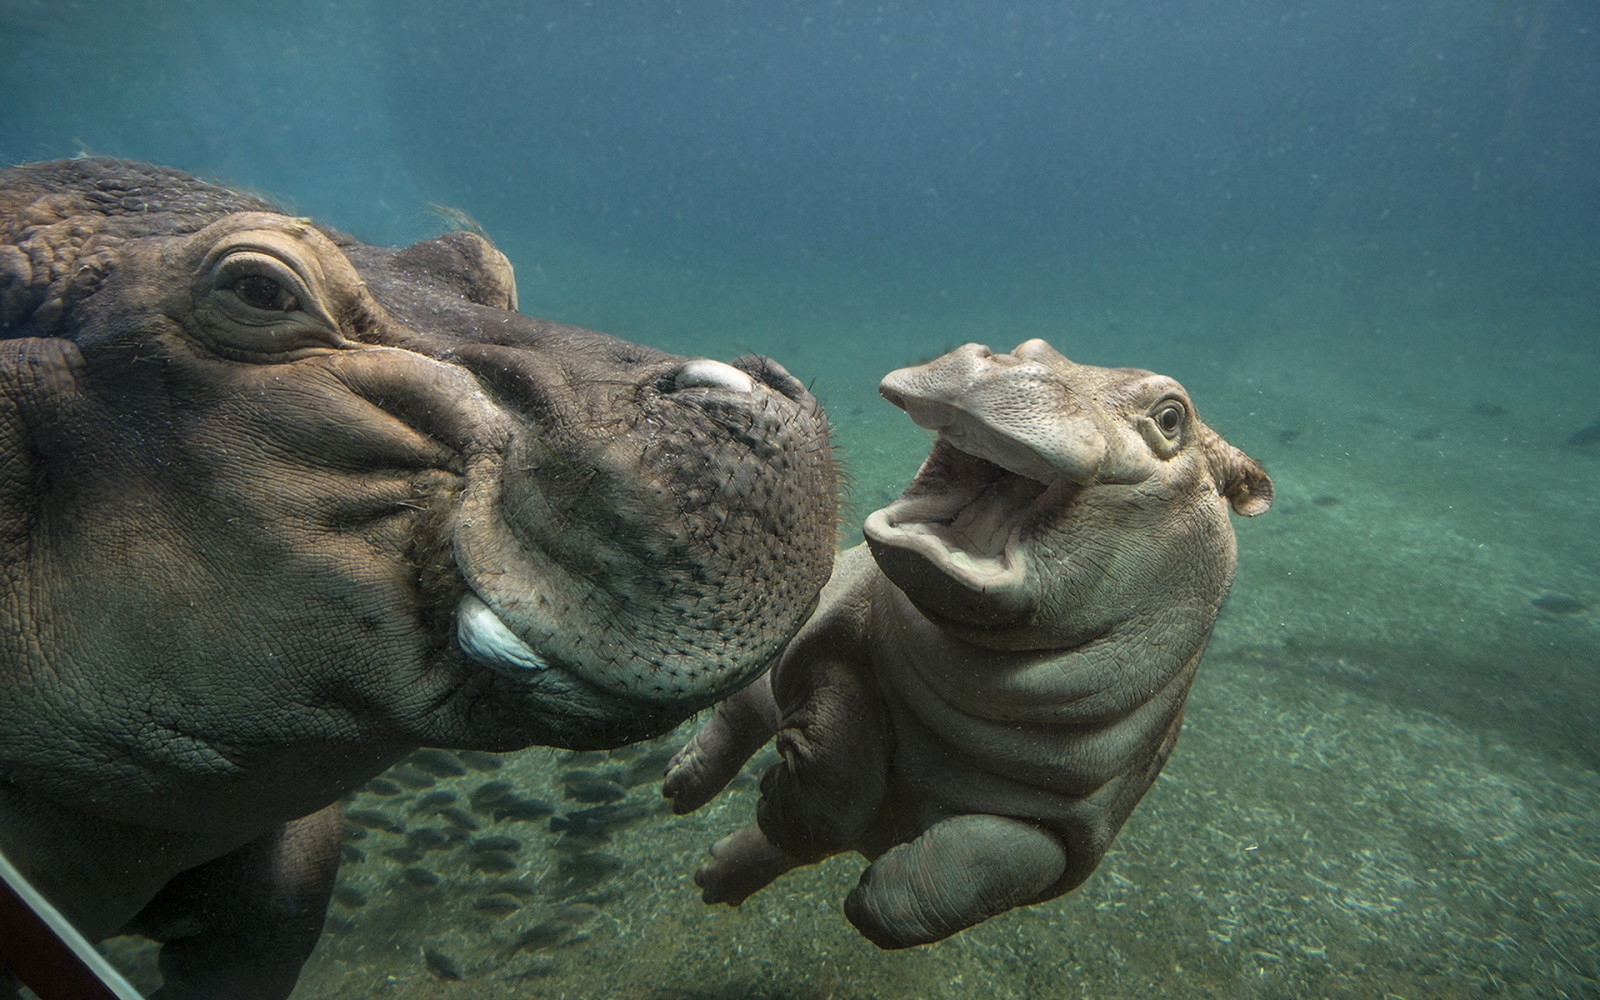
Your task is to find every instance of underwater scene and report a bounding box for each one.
[1,1,1597,998]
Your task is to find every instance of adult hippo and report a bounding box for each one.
[0,159,837,998]
[667,340,1270,948]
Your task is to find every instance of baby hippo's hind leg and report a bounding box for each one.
[844,814,1067,949]
[694,824,805,905]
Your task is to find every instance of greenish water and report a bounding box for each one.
[5,1,1597,996]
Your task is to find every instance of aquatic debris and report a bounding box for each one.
[408,748,469,778]
[422,947,465,982]
[345,808,405,835]
[1531,592,1587,614]
[1565,420,1600,446]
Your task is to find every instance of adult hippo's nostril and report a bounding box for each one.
[670,359,756,394]
[726,354,814,404]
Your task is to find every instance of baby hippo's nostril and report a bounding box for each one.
[672,359,757,394]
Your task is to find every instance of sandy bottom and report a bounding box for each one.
[97,252,1599,999]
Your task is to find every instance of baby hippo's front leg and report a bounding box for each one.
[845,814,1068,949]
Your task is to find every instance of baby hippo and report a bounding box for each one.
[664,339,1272,948]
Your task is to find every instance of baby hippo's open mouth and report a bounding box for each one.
[863,435,1055,597]
[861,341,1118,626]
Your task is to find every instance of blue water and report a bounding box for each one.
[4,2,1598,997]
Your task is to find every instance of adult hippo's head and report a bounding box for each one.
[0,159,838,834]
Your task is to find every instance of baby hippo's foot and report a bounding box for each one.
[845,814,1068,949]
[663,683,779,815]
[695,825,802,905]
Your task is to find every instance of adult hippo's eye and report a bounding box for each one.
[1153,400,1185,438]
[229,273,299,313]
[194,235,348,360]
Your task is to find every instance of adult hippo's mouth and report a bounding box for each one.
[430,344,838,748]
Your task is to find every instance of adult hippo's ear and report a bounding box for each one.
[1203,427,1273,516]
[389,231,519,312]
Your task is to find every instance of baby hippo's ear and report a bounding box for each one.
[1202,428,1273,516]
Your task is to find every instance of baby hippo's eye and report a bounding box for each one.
[1153,400,1185,438]
[229,273,300,313]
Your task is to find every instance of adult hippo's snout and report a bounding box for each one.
[445,343,838,747]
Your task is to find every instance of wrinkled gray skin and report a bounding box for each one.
[666,339,1270,949]
[0,159,836,998]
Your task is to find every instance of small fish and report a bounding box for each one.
[386,766,437,790]
[408,749,469,778]
[401,866,441,888]
[549,830,610,855]
[551,902,603,926]
[544,852,624,897]
[437,807,481,832]
[340,844,367,864]
[1531,592,1587,614]
[551,800,657,835]
[492,798,554,823]
[345,808,405,835]
[471,850,519,874]
[423,947,465,982]
[513,919,572,952]
[383,847,425,865]
[406,827,453,851]
[561,767,624,785]
[469,835,522,854]
[468,780,516,813]
[457,750,505,772]
[1566,421,1600,447]
[485,877,541,899]
[621,745,680,787]
[331,886,368,908]
[561,778,626,804]
[361,777,404,797]
[408,790,459,814]
[472,893,524,917]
